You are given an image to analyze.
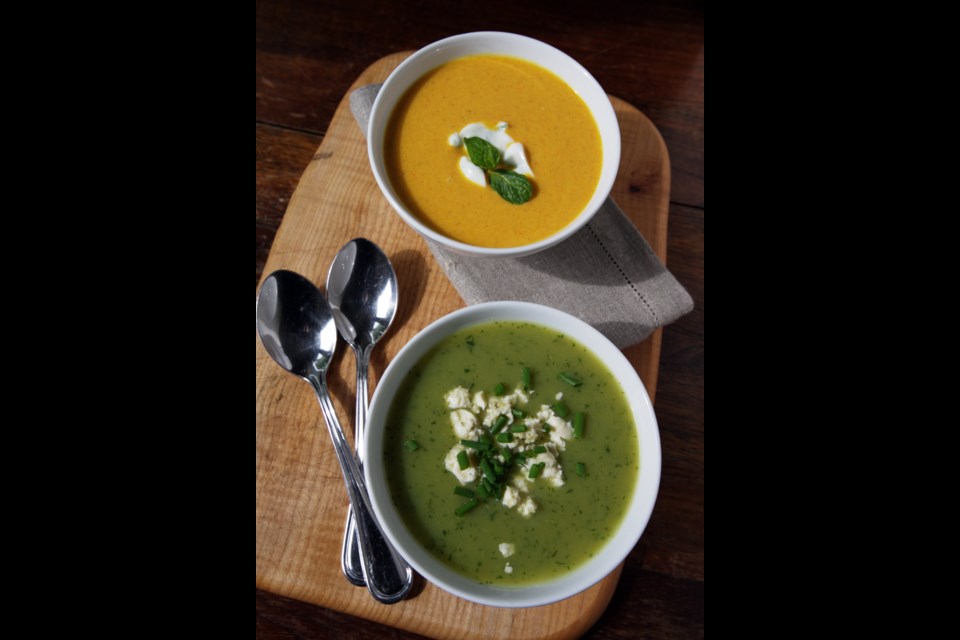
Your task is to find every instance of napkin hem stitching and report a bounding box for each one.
[586,221,660,326]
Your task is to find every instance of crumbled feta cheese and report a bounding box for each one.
[519,418,541,444]
[444,445,477,484]
[513,387,529,404]
[483,395,514,427]
[472,391,487,412]
[534,451,565,487]
[517,497,538,517]
[445,386,472,409]
[499,542,515,558]
[555,391,563,401]
[501,485,519,508]
[450,409,479,439]
[547,415,573,450]
[504,563,513,574]
[536,405,555,422]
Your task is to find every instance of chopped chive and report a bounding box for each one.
[491,415,508,434]
[559,372,582,386]
[522,449,538,458]
[533,445,547,454]
[510,423,527,433]
[455,499,479,516]
[511,408,525,418]
[461,439,491,451]
[494,382,505,395]
[521,367,532,389]
[496,431,513,443]
[543,425,552,433]
[528,462,545,479]
[454,486,475,498]
[496,484,505,500]
[480,458,496,480]
[573,412,585,439]
[502,451,513,465]
[493,460,504,476]
[482,478,496,495]
[576,462,586,477]
[404,440,420,451]
[457,450,470,470]
[477,483,491,499]
[552,402,570,418]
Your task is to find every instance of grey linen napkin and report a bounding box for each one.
[350,84,693,349]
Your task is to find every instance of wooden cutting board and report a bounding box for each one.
[256,52,670,640]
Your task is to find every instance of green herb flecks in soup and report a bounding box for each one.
[383,321,638,586]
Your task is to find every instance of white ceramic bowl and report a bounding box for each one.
[364,301,660,608]
[366,32,621,258]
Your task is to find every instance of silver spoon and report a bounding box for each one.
[326,238,409,588]
[256,269,411,604]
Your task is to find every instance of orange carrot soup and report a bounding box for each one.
[384,55,603,248]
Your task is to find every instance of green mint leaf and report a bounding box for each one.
[463,137,501,171]
[488,169,532,204]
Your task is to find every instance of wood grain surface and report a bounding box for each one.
[257,51,670,640]
[256,2,703,638]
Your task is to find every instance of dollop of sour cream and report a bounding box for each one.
[448,122,534,187]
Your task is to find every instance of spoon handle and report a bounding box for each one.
[341,507,365,586]
[342,346,373,585]
[354,345,372,452]
[310,376,412,604]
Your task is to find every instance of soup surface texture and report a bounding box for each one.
[383,321,638,585]
[384,55,602,248]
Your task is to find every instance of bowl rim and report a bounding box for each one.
[363,301,661,608]
[366,31,622,258]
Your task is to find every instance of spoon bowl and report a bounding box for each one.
[327,238,399,351]
[256,270,338,380]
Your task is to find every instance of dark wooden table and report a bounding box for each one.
[256,1,703,637]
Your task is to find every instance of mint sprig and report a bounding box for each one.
[489,169,533,205]
[462,136,533,205]
[464,137,501,170]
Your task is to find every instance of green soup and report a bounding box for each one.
[383,321,638,586]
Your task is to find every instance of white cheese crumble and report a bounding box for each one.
[444,444,477,484]
[504,563,513,574]
[518,498,538,518]
[483,395,514,427]
[499,542,515,558]
[450,409,479,439]
[472,391,487,412]
[445,387,471,409]
[547,415,574,451]
[533,451,564,487]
